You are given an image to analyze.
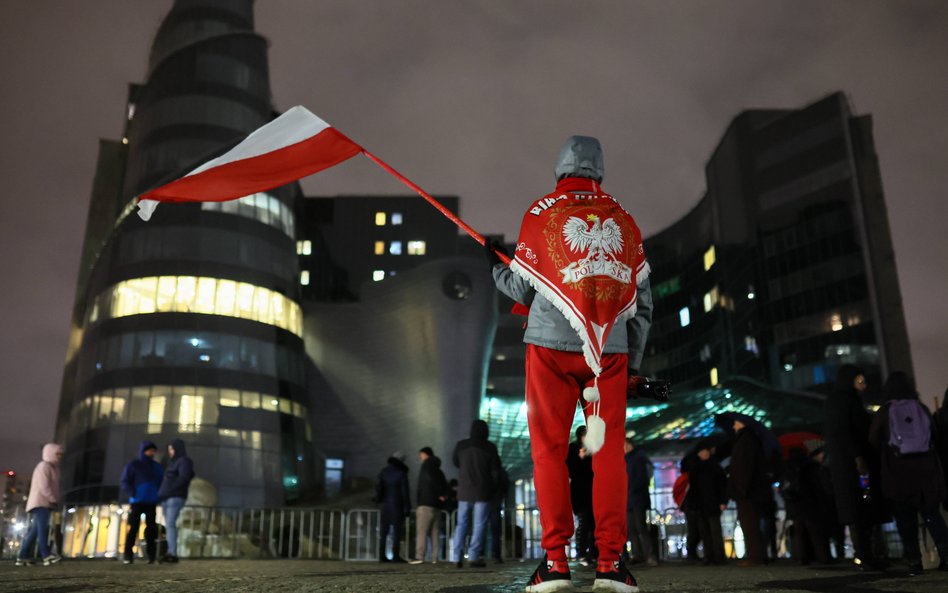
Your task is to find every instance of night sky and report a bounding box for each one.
[1,1,946,472]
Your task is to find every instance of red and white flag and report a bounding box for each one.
[137,106,362,220]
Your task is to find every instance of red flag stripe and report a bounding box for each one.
[139,127,361,204]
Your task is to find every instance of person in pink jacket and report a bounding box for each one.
[16,443,64,566]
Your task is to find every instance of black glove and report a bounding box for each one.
[485,240,509,268]
[627,374,671,402]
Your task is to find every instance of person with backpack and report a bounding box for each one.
[868,371,948,575]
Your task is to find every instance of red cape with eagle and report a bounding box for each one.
[509,177,649,376]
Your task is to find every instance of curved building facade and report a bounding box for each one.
[56,0,314,506]
[641,93,912,399]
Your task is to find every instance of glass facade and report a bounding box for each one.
[57,0,316,507]
[86,276,303,337]
[640,93,911,397]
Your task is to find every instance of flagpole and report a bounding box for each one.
[361,149,512,265]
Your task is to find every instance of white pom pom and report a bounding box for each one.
[582,385,600,403]
[584,415,606,455]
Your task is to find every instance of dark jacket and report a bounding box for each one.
[567,431,594,513]
[376,457,411,514]
[727,429,771,504]
[824,365,872,524]
[624,449,653,511]
[781,450,833,522]
[682,454,727,515]
[868,377,947,511]
[120,441,164,504]
[453,420,502,502]
[417,455,449,508]
[936,400,948,500]
[158,439,195,502]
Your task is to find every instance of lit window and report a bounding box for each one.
[703,286,719,313]
[302,240,312,255]
[127,103,136,120]
[710,367,719,386]
[830,313,843,332]
[300,270,310,285]
[391,213,403,225]
[372,270,385,282]
[389,241,403,255]
[679,307,691,327]
[703,245,716,271]
[89,276,304,336]
[219,389,240,407]
[241,391,260,409]
[747,285,755,300]
[374,241,385,255]
[147,395,166,433]
[407,240,426,255]
[178,394,204,433]
[375,212,386,226]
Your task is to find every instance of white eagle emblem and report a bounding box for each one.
[560,214,633,284]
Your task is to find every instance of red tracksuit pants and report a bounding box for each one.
[525,344,628,562]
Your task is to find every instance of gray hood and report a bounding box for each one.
[554,135,604,182]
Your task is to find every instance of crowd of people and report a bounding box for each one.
[678,365,948,577]
[15,438,194,566]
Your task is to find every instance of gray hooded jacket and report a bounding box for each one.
[492,136,653,369]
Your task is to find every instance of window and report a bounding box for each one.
[704,245,716,271]
[374,241,385,255]
[710,367,719,386]
[88,276,304,336]
[178,393,204,433]
[324,458,344,498]
[679,307,691,327]
[375,212,386,226]
[219,389,240,408]
[296,240,312,256]
[407,240,426,255]
[300,270,310,286]
[372,270,385,282]
[391,213,403,225]
[202,193,295,238]
[147,391,167,434]
[389,241,403,255]
[703,287,719,313]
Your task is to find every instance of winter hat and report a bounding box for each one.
[391,451,406,463]
[419,447,434,457]
[554,136,604,182]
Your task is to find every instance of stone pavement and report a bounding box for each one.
[1,559,946,593]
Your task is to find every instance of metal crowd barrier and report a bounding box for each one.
[2,502,925,563]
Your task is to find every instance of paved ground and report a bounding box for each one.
[1,559,946,593]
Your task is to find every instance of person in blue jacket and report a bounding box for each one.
[120,440,163,564]
[158,438,195,563]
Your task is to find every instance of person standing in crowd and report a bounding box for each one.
[15,444,64,567]
[489,465,509,563]
[624,438,657,567]
[452,419,502,569]
[411,446,448,564]
[781,447,831,565]
[567,426,596,565]
[935,388,948,497]
[824,364,885,570]
[376,451,411,563]
[157,438,195,564]
[728,418,769,566]
[490,136,652,592]
[868,372,948,575]
[682,441,728,565]
[120,441,163,564]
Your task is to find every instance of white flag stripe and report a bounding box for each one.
[186,106,332,177]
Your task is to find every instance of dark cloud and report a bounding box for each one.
[1,0,946,470]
